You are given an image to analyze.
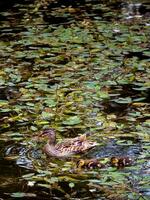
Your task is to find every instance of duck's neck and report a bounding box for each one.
[48,137,56,146]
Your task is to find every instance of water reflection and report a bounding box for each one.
[0,148,29,199]
[0,0,150,199]
[121,3,143,19]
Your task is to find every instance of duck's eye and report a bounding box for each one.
[41,130,51,136]
[41,133,48,137]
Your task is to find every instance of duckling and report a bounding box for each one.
[76,159,104,169]
[40,129,98,158]
[110,156,133,169]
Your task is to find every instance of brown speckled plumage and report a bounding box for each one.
[41,129,98,157]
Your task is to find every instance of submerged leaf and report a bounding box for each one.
[10,192,36,198]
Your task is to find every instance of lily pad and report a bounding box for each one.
[62,116,81,125]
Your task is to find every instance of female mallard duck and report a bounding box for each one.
[40,129,98,157]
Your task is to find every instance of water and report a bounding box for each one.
[0,0,150,199]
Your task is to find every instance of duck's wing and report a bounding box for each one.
[55,139,97,155]
[55,140,81,151]
[56,134,87,149]
[55,143,86,155]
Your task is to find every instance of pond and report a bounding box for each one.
[0,0,150,199]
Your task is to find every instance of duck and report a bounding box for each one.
[76,159,104,169]
[110,156,133,169]
[40,129,98,158]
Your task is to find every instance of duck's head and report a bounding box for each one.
[40,128,56,145]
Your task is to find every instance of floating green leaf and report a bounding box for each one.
[62,116,81,125]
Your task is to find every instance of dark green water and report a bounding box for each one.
[0,0,150,199]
